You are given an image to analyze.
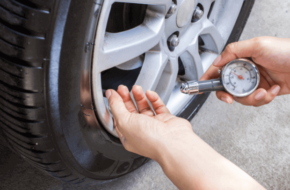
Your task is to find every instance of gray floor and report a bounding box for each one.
[1,0,290,189]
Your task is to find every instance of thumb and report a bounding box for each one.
[106,89,130,124]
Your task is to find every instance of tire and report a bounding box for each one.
[0,0,255,185]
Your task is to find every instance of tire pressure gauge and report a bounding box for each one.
[180,59,260,97]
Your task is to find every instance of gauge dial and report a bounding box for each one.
[221,59,260,97]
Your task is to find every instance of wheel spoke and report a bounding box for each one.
[95,0,171,73]
[97,24,165,73]
[134,51,169,92]
[201,51,219,72]
[177,16,224,76]
[206,0,223,24]
[200,18,225,54]
[183,38,204,80]
[182,18,222,77]
[156,57,179,105]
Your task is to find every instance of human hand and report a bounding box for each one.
[105,85,193,161]
[200,37,290,106]
[106,86,266,190]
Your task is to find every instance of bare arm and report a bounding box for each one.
[106,86,266,190]
[157,131,265,190]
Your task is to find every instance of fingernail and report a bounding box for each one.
[106,90,111,99]
[271,86,280,95]
[255,91,266,100]
[213,55,221,66]
[221,97,230,104]
[118,85,127,90]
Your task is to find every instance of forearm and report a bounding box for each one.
[156,132,265,190]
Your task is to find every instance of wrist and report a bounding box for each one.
[154,130,196,167]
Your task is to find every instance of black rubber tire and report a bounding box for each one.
[0,0,255,185]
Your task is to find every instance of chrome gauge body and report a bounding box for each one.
[221,59,260,97]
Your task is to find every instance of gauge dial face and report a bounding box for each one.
[222,59,260,97]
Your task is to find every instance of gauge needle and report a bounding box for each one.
[231,72,244,80]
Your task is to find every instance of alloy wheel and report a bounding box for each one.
[92,0,245,137]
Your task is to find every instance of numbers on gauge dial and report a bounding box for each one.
[223,62,257,95]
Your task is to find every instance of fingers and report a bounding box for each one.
[200,64,221,81]
[117,85,138,113]
[146,90,170,115]
[232,88,267,106]
[231,85,280,106]
[114,85,170,116]
[201,37,273,81]
[132,85,154,116]
[255,85,280,106]
[216,91,234,104]
[105,89,130,123]
[212,38,258,67]
[216,84,280,106]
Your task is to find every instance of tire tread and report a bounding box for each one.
[0,0,84,184]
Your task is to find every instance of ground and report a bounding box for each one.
[1,0,290,189]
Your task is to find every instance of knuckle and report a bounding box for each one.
[253,37,262,47]
[225,42,237,53]
[252,36,262,43]
[252,37,267,49]
[253,36,266,43]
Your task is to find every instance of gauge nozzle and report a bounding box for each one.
[180,79,225,95]
[180,81,199,95]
